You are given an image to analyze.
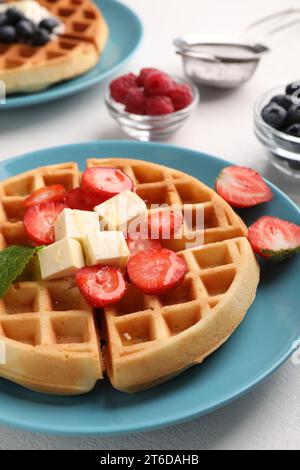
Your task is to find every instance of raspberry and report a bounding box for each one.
[146,95,174,115]
[144,70,174,96]
[109,73,138,104]
[137,67,159,87]
[168,83,193,111]
[124,87,147,114]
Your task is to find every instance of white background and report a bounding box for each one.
[0,0,300,450]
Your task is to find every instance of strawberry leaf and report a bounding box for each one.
[262,246,300,262]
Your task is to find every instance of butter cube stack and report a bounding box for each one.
[94,190,147,231]
[39,189,147,280]
[38,203,133,280]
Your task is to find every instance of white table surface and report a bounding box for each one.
[0,0,300,450]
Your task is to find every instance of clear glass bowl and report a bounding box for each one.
[254,85,300,179]
[105,76,199,141]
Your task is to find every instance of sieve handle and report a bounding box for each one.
[240,8,300,43]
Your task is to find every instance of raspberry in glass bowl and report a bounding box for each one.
[105,68,199,141]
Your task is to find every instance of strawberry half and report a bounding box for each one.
[81,167,134,202]
[248,216,300,261]
[23,201,65,246]
[215,166,273,208]
[126,236,162,255]
[75,265,126,308]
[25,185,66,208]
[127,248,188,294]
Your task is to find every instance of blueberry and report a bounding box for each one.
[6,7,24,25]
[0,25,17,43]
[285,123,300,138]
[0,13,8,27]
[39,18,59,32]
[16,19,35,40]
[270,94,295,111]
[288,159,300,170]
[261,103,287,130]
[285,103,300,127]
[32,27,50,46]
[286,81,300,98]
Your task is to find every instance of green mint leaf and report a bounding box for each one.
[0,245,41,298]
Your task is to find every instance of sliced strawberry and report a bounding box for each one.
[25,185,66,208]
[126,236,162,255]
[215,166,273,208]
[65,187,101,211]
[75,265,126,308]
[23,201,65,246]
[81,167,134,202]
[148,210,183,238]
[248,216,300,261]
[127,248,188,294]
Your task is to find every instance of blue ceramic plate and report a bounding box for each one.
[0,141,300,436]
[0,0,143,109]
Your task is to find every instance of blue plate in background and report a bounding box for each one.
[0,140,299,436]
[0,0,143,109]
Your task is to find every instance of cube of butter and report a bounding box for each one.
[83,230,130,269]
[94,190,147,231]
[38,237,85,280]
[55,208,100,243]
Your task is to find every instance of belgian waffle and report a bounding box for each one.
[0,0,109,93]
[0,158,259,394]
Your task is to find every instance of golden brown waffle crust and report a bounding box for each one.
[0,158,259,395]
[0,0,109,94]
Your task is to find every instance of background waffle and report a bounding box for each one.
[0,158,259,394]
[0,0,109,94]
[39,0,108,52]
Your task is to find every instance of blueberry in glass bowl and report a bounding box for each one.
[254,81,300,178]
